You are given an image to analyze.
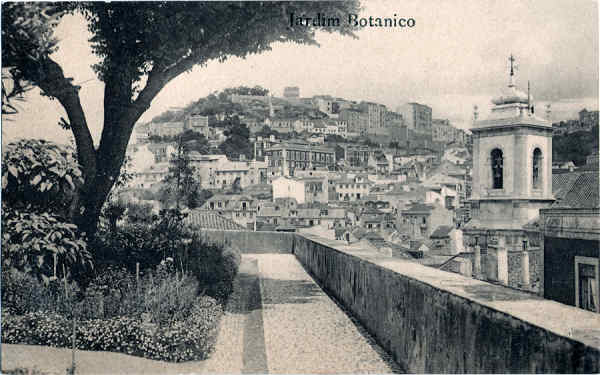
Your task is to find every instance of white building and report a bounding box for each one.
[187,152,267,189]
[272,175,329,204]
[334,174,372,201]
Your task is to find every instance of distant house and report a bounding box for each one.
[400,202,453,240]
[201,194,258,229]
[406,240,430,258]
[430,225,453,253]
[552,160,577,173]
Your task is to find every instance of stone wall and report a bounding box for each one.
[199,230,295,253]
[293,234,600,373]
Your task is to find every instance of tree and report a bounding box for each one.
[2,1,360,236]
[161,139,200,209]
[219,123,253,160]
[1,3,61,115]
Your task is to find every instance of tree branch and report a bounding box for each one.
[33,57,97,182]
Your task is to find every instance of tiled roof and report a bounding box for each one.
[552,171,599,208]
[184,210,248,231]
[430,225,453,239]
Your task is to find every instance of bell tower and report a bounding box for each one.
[464,56,554,292]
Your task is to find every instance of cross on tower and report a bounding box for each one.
[509,54,516,76]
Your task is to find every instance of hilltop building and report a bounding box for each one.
[184,113,211,138]
[283,86,300,98]
[397,102,433,142]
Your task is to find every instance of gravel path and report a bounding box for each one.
[256,254,401,374]
[2,254,401,374]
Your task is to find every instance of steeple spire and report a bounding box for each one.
[508,54,516,87]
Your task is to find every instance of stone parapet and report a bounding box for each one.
[293,233,600,373]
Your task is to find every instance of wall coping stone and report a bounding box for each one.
[296,233,600,350]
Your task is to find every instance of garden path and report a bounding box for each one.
[2,254,401,374]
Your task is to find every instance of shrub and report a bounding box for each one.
[77,265,137,319]
[140,261,200,326]
[1,296,222,362]
[1,269,78,316]
[91,224,161,273]
[187,235,241,301]
[1,208,92,281]
[1,139,83,215]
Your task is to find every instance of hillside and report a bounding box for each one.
[148,86,326,126]
[553,124,599,165]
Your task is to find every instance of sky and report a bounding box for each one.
[2,0,599,145]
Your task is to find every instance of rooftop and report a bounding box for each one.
[184,210,248,231]
[552,171,599,208]
[430,225,454,239]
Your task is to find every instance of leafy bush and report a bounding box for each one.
[1,208,92,281]
[1,269,78,316]
[188,236,241,301]
[92,223,161,273]
[1,139,83,215]
[140,260,201,326]
[2,296,222,362]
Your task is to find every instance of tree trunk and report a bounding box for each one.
[31,56,180,238]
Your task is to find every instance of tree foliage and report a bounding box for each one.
[2,139,83,217]
[1,208,92,282]
[552,124,599,166]
[2,1,360,236]
[160,139,200,209]
[1,3,61,114]
[219,122,253,160]
[1,139,92,280]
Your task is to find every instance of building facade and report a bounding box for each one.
[184,113,211,138]
[272,176,328,204]
[264,139,336,178]
[463,59,554,294]
[397,102,433,141]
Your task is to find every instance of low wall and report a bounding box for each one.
[199,230,295,253]
[294,234,600,373]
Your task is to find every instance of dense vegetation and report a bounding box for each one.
[552,124,598,165]
[1,139,241,362]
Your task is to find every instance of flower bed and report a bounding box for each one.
[1,296,222,362]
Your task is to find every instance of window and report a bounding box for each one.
[532,148,542,189]
[575,256,599,313]
[491,148,503,189]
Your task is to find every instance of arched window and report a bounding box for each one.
[491,148,503,189]
[532,148,542,189]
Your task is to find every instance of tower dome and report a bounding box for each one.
[491,85,530,105]
[491,54,530,105]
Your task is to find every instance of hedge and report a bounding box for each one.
[2,296,222,362]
